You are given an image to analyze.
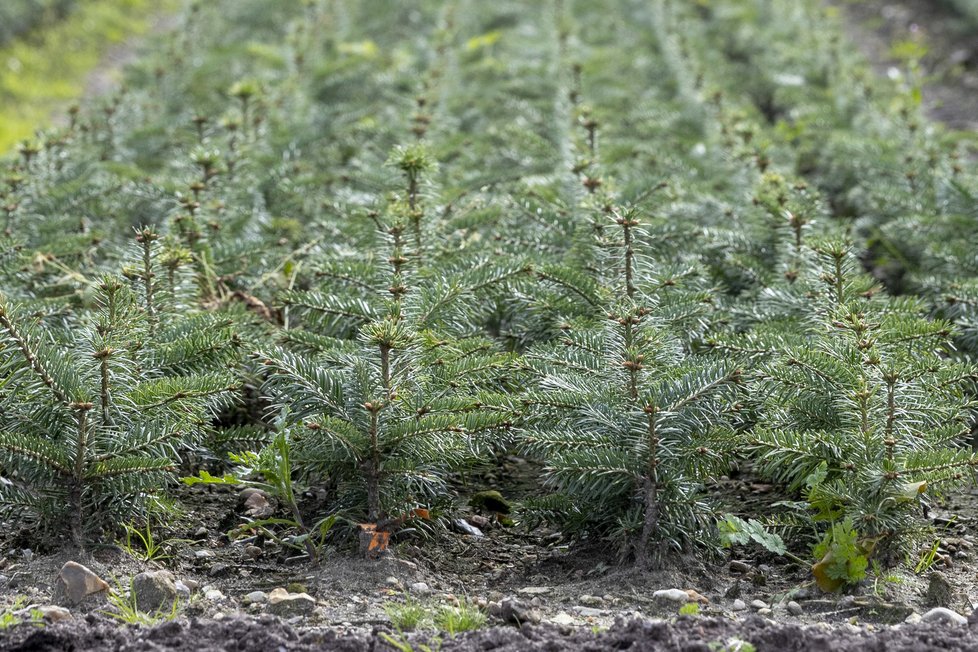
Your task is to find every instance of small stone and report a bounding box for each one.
[750,599,769,611]
[244,545,262,560]
[905,612,922,625]
[758,608,773,616]
[131,570,178,612]
[452,519,483,537]
[239,487,267,503]
[685,590,709,604]
[731,599,747,612]
[489,597,541,624]
[54,562,110,606]
[410,582,430,596]
[573,606,604,617]
[729,560,750,574]
[653,589,689,605]
[578,595,603,607]
[385,576,401,587]
[926,571,954,608]
[243,491,274,518]
[194,550,214,559]
[243,591,268,605]
[468,515,491,529]
[204,589,225,602]
[267,587,315,617]
[517,586,551,595]
[182,579,200,592]
[194,526,209,539]
[37,606,71,623]
[787,601,803,616]
[550,612,575,626]
[920,607,967,626]
[174,581,191,599]
[208,563,230,577]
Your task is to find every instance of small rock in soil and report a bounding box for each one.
[467,514,491,529]
[194,526,209,539]
[758,608,773,617]
[204,589,225,602]
[905,612,923,624]
[578,594,603,607]
[132,570,178,613]
[37,605,71,623]
[244,491,274,518]
[685,590,709,604]
[926,571,954,608]
[787,601,803,616]
[54,561,110,606]
[410,582,431,595]
[573,606,604,618]
[731,599,747,612]
[239,487,268,503]
[920,607,967,626]
[267,588,316,618]
[244,545,262,560]
[550,612,576,626]
[243,591,268,605]
[653,589,689,605]
[750,599,769,611]
[195,550,214,559]
[517,586,551,596]
[174,581,191,599]
[728,560,750,574]
[452,519,484,537]
[489,597,542,624]
[208,563,231,577]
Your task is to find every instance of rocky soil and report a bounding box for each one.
[0,477,977,650]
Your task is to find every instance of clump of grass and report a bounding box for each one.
[433,600,486,636]
[383,595,429,632]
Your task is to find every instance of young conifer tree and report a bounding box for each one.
[257,145,522,534]
[520,203,742,567]
[717,238,978,570]
[0,231,237,547]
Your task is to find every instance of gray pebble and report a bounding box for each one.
[921,607,967,626]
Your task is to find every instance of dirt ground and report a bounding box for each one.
[6,614,978,652]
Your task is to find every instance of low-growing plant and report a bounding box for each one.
[183,431,337,564]
[433,600,486,636]
[383,595,429,632]
[521,207,742,566]
[0,597,44,630]
[719,239,978,575]
[103,579,181,626]
[119,521,190,563]
[0,272,237,547]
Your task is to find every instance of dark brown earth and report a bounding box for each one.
[6,614,978,652]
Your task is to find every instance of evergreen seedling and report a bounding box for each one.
[0,264,236,547]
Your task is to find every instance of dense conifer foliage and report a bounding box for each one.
[0,0,975,588]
